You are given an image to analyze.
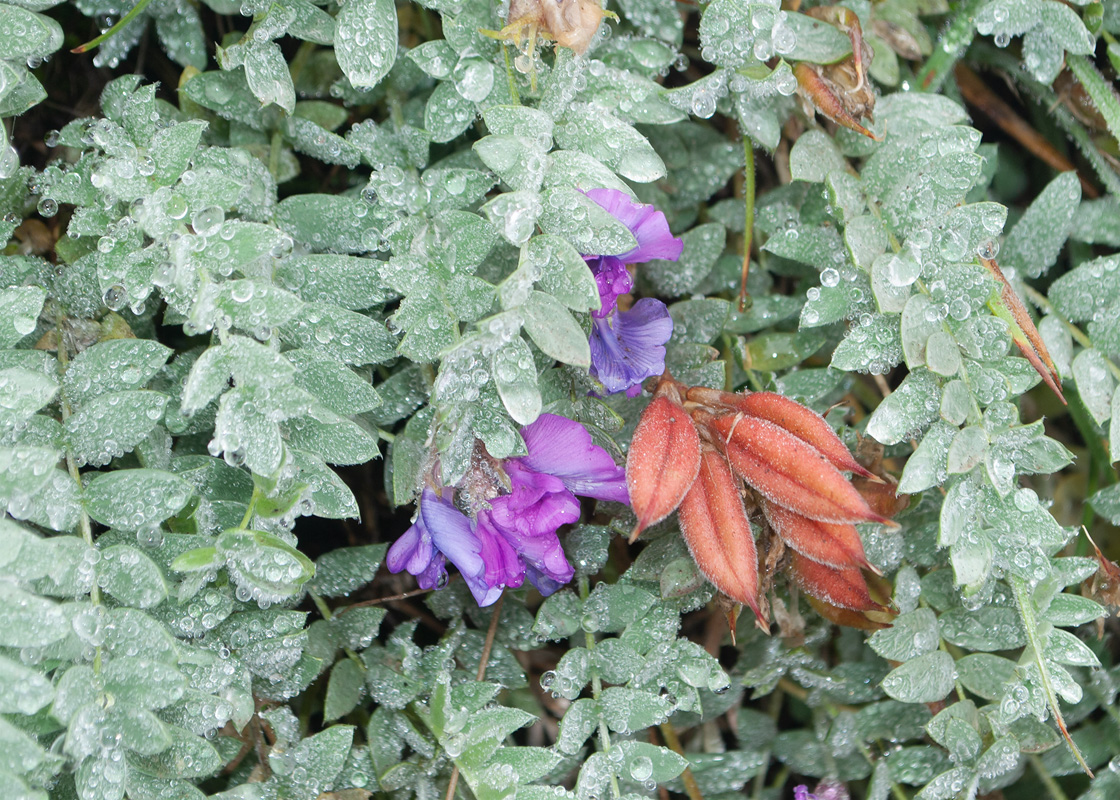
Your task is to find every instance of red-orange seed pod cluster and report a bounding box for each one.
[626,374,900,632]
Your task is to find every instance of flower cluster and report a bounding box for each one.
[582,188,682,397]
[626,375,898,629]
[387,414,628,605]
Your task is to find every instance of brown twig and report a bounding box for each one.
[658,722,704,800]
[337,584,436,614]
[954,63,1099,198]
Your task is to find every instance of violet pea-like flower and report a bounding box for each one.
[582,188,682,396]
[386,414,629,606]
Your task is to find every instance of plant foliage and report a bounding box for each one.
[1,0,1119,799]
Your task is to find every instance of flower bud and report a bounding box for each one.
[679,446,765,627]
[710,413,891,525]
[761,498,876,573]
[790,552,886,613]
[626,386,701,541]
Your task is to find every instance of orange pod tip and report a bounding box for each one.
[761,499,877,573]
[710,413,892,526]
[791,552,888,613]
[730,391,879,481]
[626,392,701,542]
[678,447,766,627]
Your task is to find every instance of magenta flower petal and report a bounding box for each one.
[584,188,683,264]
[518,414,630,504]
[589,298,673,396]
[588,255,634,318]
[475,511,526,590]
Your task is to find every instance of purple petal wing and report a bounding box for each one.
[518,415,629,503]
[476,510,527,590]
[589,298,673,397]
[587,255,633,318]
[584,188,683,264]
[386,520,433,576]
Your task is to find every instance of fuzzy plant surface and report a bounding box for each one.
[2,0,1120,799]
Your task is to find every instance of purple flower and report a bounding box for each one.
[385,488,503,607]
[794,782,849,800]
[590,298,675,397]
[581,189,682,395]
[387,415,630,605]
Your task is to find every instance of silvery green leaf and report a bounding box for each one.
[543,149,635,198]
[538,188,639,256]
[1047,254,1120,322]
[1070,196,1120,246]
[866,369,941,445]
[425,80,476,144]
[84,468,194,530]
[0,286,45,348]
[63,338,171,409]
[522,291,590,368]
[181,69,266,130]
[939,605,1025,651]
[335,0,397,89]
[0,6,62,61]
[882,651,956,703]
[286,350,380,416]
[492,336,541,425]
[273,194,385,254]
[473,135,547,192]
[408,39,457,79]
[289,448,359,519]
[947,425,988,474]
[599,687,673,734]
[1042,594,1105,627]
[0,446,57,513]
[0,582,68,647]
[102,656,186,710]
[287,0,335,45]
[191,280,304,333]
[275,253,394,311]
[98,544,168,608]
[645,223,724,297]
[1000,171,1080,278]
[1071,348,1114,424]
[898,420,955,493]
[900,294,940,368]
[956,653,1017,701]
[242,41,295,113]
[483,104,554,140]
[527,235,600,313]
[0,653,53,714]
[784,11,854,63]
[0,62,45,116]
[1044,628,1100,668]
[477,190,540,248]
[0,368,57,426]
[925,330,962,377]
[554,103,665,182]
[284,116,362,167]
[309,543,386,597]
[831,315,903,374]
[284,411,380,466]
[869,608,939,662]
[280,304,395,366]
[950,529,993,590]
[324,658,365,721]
[64,390,168,467]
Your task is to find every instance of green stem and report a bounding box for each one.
[915,0,984,93]
[239,486,261,530]
[1029,753,1071,800]
[268,131,283,183]
[578,575,622,800]
[72,0,157,53]
[738,138,756,312]
[1009,575,1093,777]
[501,43,520,106]
[56,316,104,672]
